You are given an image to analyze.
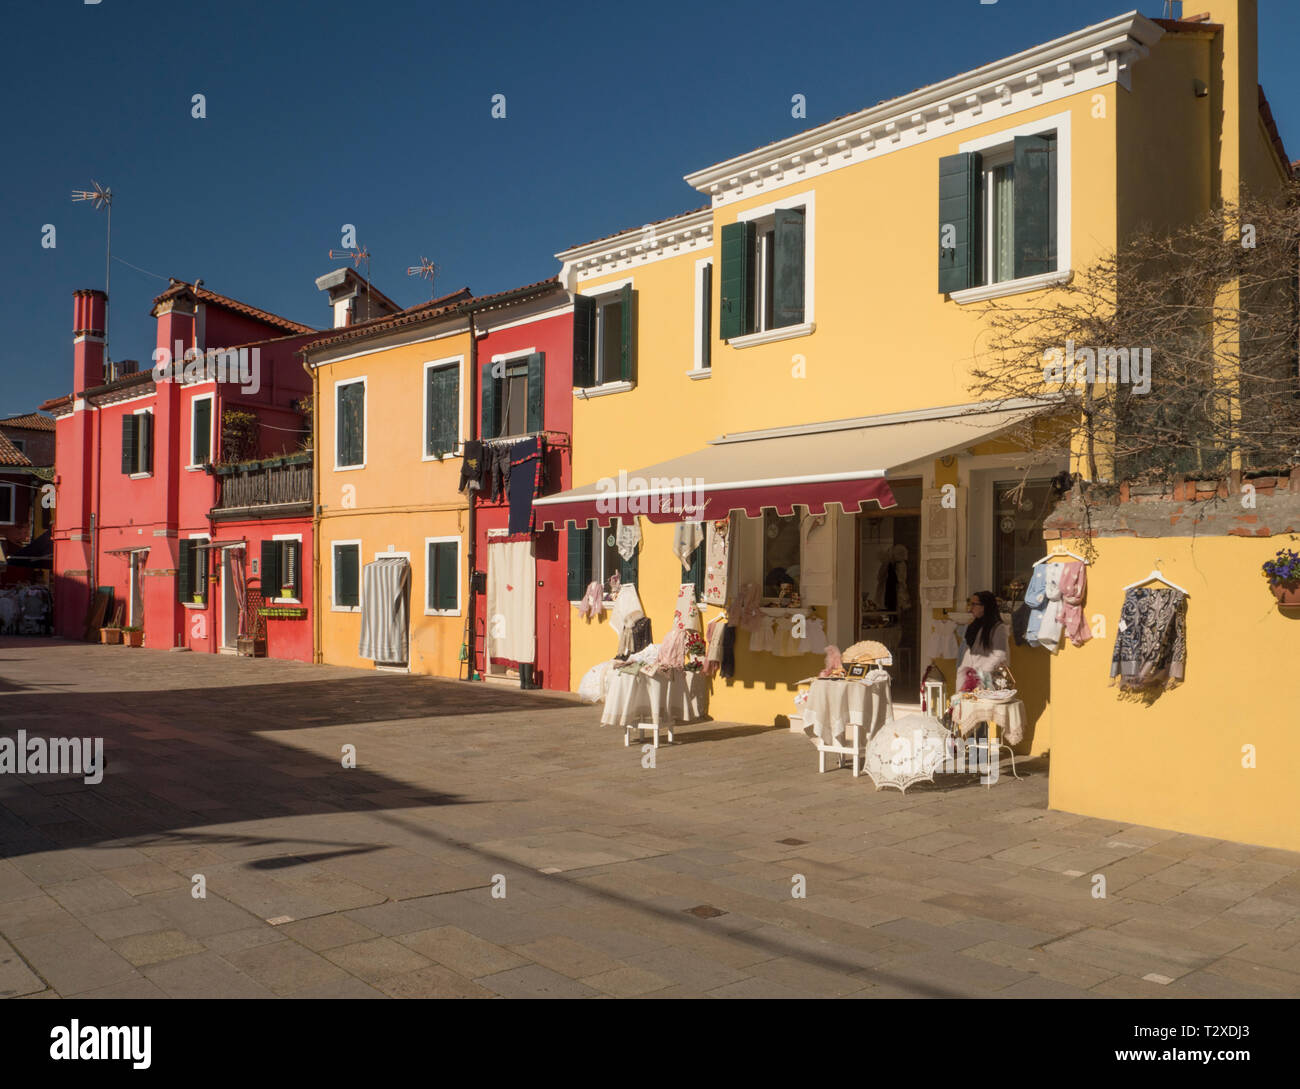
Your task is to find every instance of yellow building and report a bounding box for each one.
[304,290,475,678]
[539,0,1295,856]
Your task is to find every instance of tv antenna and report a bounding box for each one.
[72,180,114,365]
[406,256,439,301]
[328,244,371,315]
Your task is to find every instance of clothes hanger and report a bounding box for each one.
[1032,547,1089,566]
[1122,565,1190,596]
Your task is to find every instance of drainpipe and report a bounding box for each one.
[466,305,479,681]
[303,352,323,664]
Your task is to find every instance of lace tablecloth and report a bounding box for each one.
[802,674,893,746]
[951,696,1026,745]
[600,669,709,728]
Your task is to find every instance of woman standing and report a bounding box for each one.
[957,590,1008,691]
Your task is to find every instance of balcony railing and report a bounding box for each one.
[211,454,312,515]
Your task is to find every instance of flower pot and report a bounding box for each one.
[124,630,144,647]
[1270,581,1300,606]
[192,595,205,605]
[100,627,123,645]
[236,636,266,658]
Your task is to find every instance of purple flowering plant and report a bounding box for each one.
[1262,548,1300,585]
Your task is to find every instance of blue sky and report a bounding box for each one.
[3,0,1296,415]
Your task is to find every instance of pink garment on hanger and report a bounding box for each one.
[1058,561,1093,647]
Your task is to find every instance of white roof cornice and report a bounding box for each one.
[684,11,1163,205]
[555,207,714,290]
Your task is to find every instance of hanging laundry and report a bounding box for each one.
[658,583,701,669]
[616,517,642,561]
[1057,561,1093,647]
[704,614,728,676]
[486,442,513,501]
[803,615,828,655]
[458,439,484,494]
[1110,586,1187,690]
[733,582,761,632]
[1024,562,1063,650]
[610,583,644,659]
[749,614,777,653]
[577,580,604,620]
[673,521,704,569]
[704,519,730,606]
[1022,563,1049,645]
[507,436,545,536]
[921,615,960,669]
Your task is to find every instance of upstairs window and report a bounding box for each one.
[335,378,366,469]
[190,394,213,467]
[572,285,635,388]
[121,410,154,476]
[939,130,1059,294]
[424,359,460,458]
[0,483,14,525]
[482,353,544,439]
[720,206,806,339]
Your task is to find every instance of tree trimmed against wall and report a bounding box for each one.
[220,409,259,465]
[969,182,1300,491]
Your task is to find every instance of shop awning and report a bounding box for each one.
[192,539,247,551]
[535,398,1055,528]
[104,545,151,557]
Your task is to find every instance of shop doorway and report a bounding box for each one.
[220,548,240,652]
[857,480,922,696]
[128,551,146,628]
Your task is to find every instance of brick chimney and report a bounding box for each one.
[72,289,106,390]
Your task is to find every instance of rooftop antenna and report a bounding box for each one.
[328,244,371,317]
[71,180,113,366]
[406,256,439,301]
[1162,1,1180,18]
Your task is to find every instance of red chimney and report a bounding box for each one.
[73,289,107,390]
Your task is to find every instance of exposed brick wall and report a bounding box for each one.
[1044,468,1300,539]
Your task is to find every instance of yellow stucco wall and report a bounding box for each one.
[1047,534,1300,852]
[314,326,471,677]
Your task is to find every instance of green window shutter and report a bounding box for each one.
[337,383,364,466]
[701,263,712,369]
[193,399,211,464]
[434,541,458,611]
[121,414,138,475]
[177,540,191,602]
[140,412,153,474]
[938,152,983,294]
[572,295,595,388]
[685,527,706,597]
[772,208,805,328]
[566,521,592,601]
[1013,134,1057,280]
[617,518,639,587]
[719,221,755,339]
[525,352,545,433]
[194,544,209,603]
[335,544,359,607]
[427,365,459,456]
[480,361,497,440]
[260,539,281,599]
[618,284,634,383]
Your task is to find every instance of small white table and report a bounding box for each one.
[802,673,893,775]
[950,695,1026,781]
[601,668,708,747]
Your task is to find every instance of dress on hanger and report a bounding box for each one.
[1034,564,1066,651]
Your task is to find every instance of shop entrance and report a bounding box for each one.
[857,480,922,696]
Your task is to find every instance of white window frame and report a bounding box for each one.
[421,354,465,462]
[951,110,1072,305]
[0,482,15,525]
[188,392,215,470]
[688,257,714,378]
[729,190,816,348]
[574,277,635,396]
[333,375,368,472]
[182,532,210,609]
[424,536,462,617]
[270,533,303,604]
[129,407,154,479]
[330,539,362,613]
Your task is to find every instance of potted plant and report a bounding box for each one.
[100,626,123,645]
[1262,548,1300,606]
[123,625,144,647]
[192,593,205,605]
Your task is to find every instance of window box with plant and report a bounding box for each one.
[1263,548,1300,607]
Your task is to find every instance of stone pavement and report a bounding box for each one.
[2,638,1299,999]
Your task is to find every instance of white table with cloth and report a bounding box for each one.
[802,672,893,776]
[949,695,1025,781]
[600,667,709,747]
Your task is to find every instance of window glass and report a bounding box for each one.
[192,398,212,464]
[989,162,1016,284]
[334,544,360,607]
[762,511,801,597]
[597,297,623,383]
[0,484,14,523]
[498,365,528,437]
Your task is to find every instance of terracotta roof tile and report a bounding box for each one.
[0,431,32,467]
[152,279,315,334]
[0,413,56,432]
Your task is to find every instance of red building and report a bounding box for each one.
[40,279,375,658]
[469,279,574,691]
